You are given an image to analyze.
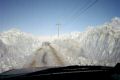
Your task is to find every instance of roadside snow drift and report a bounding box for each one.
[0,17,120,73]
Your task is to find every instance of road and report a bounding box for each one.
[29,42,64,67]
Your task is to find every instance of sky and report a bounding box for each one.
[0,0,120,36]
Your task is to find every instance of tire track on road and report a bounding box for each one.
[29,42,64,67]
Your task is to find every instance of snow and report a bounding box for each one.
[0,17,120,73]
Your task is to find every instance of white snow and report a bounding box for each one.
[0,17,120,73]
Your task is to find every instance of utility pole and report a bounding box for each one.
[56,23,61,38]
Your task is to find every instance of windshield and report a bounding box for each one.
[0,0,120,73]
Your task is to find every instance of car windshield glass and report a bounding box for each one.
[0,0,120,73]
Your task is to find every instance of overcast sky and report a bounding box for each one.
[0,0,120,35]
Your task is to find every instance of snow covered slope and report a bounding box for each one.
[0,17,120,73]
[0,29,42,73]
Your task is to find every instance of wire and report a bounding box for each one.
[71,0,98,26]
[63,0,90,26]
[60,0,86,25]
[65,0,98,27]
[70,0,90,23]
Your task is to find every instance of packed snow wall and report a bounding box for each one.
[0,17,120,73]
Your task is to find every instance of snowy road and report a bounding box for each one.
[0,17,120,73]
[28,42,64,67]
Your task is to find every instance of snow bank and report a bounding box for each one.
[52,17,120,66]
[0,17,120,73]
[0,29,42,73]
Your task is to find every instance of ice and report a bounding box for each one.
[0,17,120,73]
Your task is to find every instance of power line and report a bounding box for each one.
[63,0,90,26]
[70,0,90,22]
[65,0,98,27]
[56,0,98,34]
[77,0,98,18]
[73,0,98,24]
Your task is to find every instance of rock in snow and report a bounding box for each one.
[0,17,120,73]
